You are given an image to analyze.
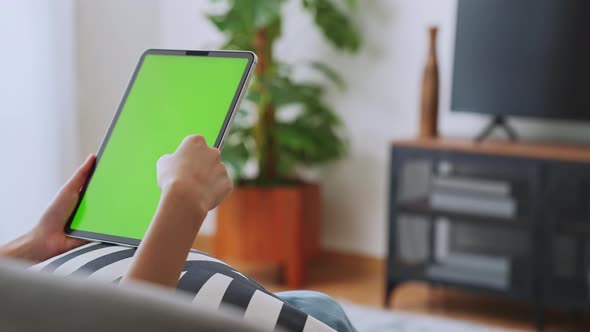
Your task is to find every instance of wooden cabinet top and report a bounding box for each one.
[392,137,590,163]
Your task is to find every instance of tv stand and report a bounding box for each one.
[386,138,590,331]
[476,116,518,142]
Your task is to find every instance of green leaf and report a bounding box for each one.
[263,75,323,106]
[301,0,361,52]
[221,136,250,180]
[265,16,283,45]
[207,15,228,31]
[345,0,358,10]
[209,0,282,32]
[246,90,261,104]
[247,0,283,28]
[309,61,346,90]
[275,98,348,167]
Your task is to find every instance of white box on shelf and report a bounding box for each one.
[432,176,511,196]
[429,190,516,218]
[434,218,451,261]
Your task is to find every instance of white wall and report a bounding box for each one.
[76,0,161,160]
[0,1,77,243]
[76,0,590,257]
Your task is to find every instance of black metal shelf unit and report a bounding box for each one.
[386,141,590,332]
[543,164,590,314]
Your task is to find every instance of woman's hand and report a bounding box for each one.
[0,155,96,263]
[123,135,233,288]
[156,134,234,216]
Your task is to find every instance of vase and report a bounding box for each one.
[419,26,439,138]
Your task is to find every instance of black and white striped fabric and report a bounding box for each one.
[30,242,335,332]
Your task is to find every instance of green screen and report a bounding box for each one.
[69,53,249,240]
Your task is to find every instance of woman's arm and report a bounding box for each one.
[0,232,36,261]
[120,184,206,288]
[0,155,95,263]
[122,135,233,288]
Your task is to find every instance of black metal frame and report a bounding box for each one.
[542,163,590,312]
[386,144,590,331]
[475,116,519,142]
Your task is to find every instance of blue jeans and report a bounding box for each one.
[277,291,357,332]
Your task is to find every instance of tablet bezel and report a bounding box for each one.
[64,49,257,247]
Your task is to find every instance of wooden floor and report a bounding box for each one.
[194,237,589,332]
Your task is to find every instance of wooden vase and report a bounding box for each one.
[419,26,440,138]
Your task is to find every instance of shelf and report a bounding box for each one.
[558,221,590,237]
[397,198,530,228]
[387,139,590,326]
[392,137,590,163]
[389,261,531,301]
[547,278,590,311]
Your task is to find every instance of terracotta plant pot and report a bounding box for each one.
[215,183,320,289]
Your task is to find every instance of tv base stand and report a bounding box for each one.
[476,116,518,142]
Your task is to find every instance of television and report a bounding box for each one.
[451,0,590,140]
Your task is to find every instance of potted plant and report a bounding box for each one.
[209,0,361,289]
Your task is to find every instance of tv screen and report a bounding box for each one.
[451,0,590,121]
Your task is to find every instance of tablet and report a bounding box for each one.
[65,49,256,246]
